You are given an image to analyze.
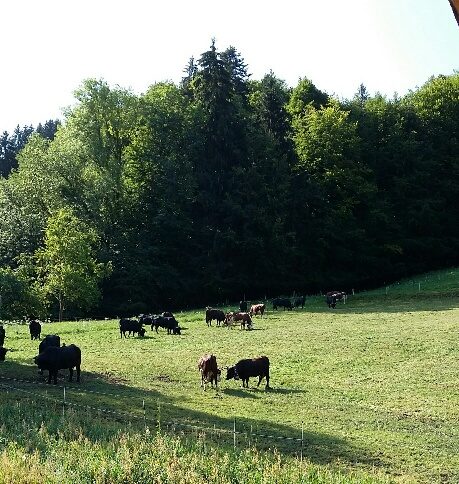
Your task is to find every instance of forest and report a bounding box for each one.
[0,41,458,319]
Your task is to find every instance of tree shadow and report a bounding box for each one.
[0,359,384,470]
[304,295,459,314]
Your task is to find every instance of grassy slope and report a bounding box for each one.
[1,268,459,483]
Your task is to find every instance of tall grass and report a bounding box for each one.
[0,400,387,484]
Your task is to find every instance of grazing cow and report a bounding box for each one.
[231,312,253,330]
[293,296,306,309]
[34,344,81,384]
[249,304,265,317]
[151,315,181,335]
[198,354,221,390]
[226,356,270,389]
[205,308,226,327]
[0,347,8,361]
[272,297,293,310]
[0,325,5,346]
[29,319,41,340]
[239,300,248,312]
[119,318,145,338]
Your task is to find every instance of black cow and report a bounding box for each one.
[34,344,81,384]
[272,297,293,310]
[326,293,337,309]
[38,335,61,375]
[39,334,61,354]
[198,354,221,390]
[151,315,181,335]
[205,308,226,327]
[119,318,145,338]
[293,296,306,309]
[29,319,41,340]
[0,347,8,361]
[226,356,270,389]
[0,325,5,346]
[239,300,248,312]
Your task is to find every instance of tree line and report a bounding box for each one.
[0,41,458,319]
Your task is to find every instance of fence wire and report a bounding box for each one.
[0,380,304,455]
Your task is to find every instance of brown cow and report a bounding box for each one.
[232,312,253,330]
[249,304,265,317]
[198,354,221,390]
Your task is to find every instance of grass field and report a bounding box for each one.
[1,268,459,483]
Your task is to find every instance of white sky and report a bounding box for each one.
[0,0,458,133]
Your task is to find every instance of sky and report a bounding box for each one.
[0,0,458,133]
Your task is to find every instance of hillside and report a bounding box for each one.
[0,269,458,483]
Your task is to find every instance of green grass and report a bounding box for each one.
[1,268,459,483]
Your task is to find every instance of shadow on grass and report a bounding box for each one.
[298,294,459,315]
[222,388,260,399]
[0,360,384,470]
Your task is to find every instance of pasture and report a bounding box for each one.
[1,269,458,483]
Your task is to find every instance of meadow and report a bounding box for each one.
[0,268,458,483]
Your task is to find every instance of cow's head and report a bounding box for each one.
[226,366,239,380]
[173,326,181,335]
[0,347,9,361]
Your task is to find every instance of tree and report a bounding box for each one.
[35,209,109,321]
[0,267,43,320]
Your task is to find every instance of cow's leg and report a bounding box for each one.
[76,365,80,382]
[52,370,58,385]
[265,372,270,389]
[47,371,52,384]
[69,367,73,382]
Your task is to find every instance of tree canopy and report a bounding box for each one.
[0,42,458,317]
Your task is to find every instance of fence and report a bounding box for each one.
[0,376,305,460]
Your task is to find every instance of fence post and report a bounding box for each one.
[62,386,66,419]
[157,400,161,433]
[301,421,304,462]
[142,399,146,432]
[233,418,236,451]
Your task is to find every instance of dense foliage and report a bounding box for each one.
[0,43,458,317]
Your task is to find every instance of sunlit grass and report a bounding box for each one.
[0,268,458,482]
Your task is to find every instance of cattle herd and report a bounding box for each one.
[0,292,345,390]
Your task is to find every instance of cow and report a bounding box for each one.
[249,304,265,318]
[224,312,235,326]
[119,318,145,338]
[205,308,226,327]
[198,354,221,390]
[29,319,41,340]
[151,315,181,335]
[226,356,270,389]
[293,296,306,309]
[272,297,293,310]
[239,300,248,312]
[0,324,5,346]
[0,347,8,361]
[34,344,81,384]
[38,335,61,375]
[326,291,346,309]
[232,312,253,330]
[39,334,61,354]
